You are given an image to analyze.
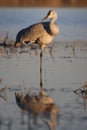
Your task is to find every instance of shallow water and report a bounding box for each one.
[0,8,87,130]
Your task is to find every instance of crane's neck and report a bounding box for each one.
[50,17,59,36]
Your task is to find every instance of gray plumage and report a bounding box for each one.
[15,10,59,50]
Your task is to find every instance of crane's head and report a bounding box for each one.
[41,10,58,22]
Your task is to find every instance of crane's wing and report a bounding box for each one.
[15,22,50,44]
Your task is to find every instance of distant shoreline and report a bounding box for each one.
[0,0,87,7]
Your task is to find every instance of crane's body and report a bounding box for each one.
[15,10,59,50]
[16,22,54,48]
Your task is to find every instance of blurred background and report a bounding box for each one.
[0,0,87,7]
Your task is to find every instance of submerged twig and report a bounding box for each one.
[0,78,3,83]
[0,85,9,101]
[22,80,29,94]
[48,42,55,62]
[0,86,8,93]
[0,95,7,101]
[73,83,87,112]
[72,42,76,58]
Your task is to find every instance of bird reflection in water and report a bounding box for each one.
[15,90,59,130]
[15,36,59,130]
[73,84,87,112]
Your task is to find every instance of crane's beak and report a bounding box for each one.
[41,14,49,22]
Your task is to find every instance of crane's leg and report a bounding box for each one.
[40,48,43,92]
[40,45,46,96]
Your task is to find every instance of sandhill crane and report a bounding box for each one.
[15,10,59,93]
[15,10,59,51]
